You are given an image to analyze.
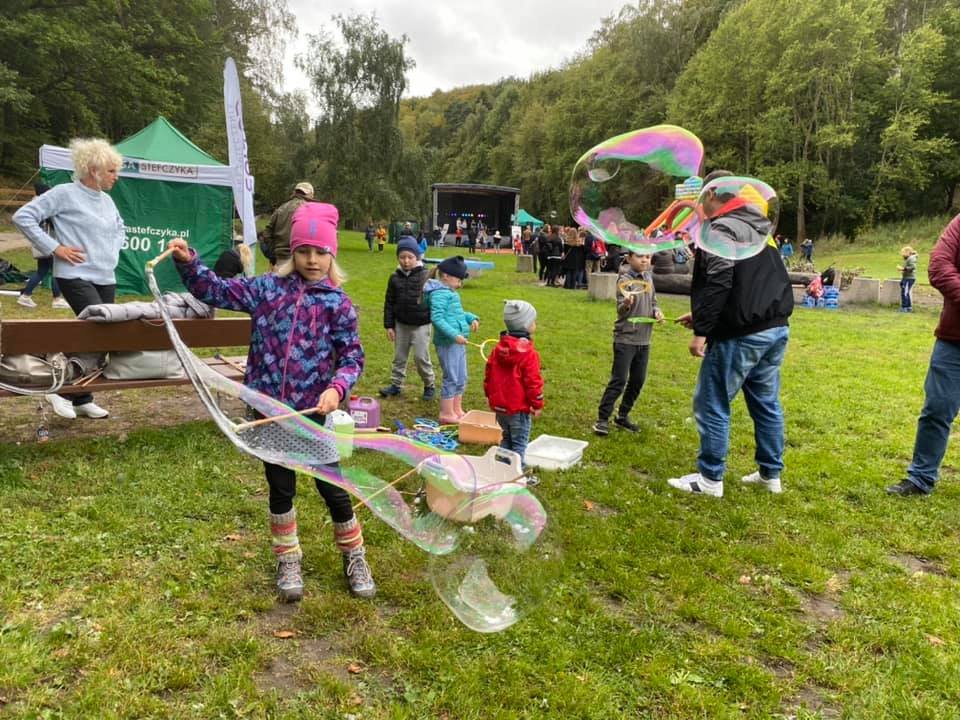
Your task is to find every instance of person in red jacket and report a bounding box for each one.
[484,300,544,479]
[889,215,960,495]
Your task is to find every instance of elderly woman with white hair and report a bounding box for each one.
[13,137,126,420]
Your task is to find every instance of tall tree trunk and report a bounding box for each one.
[796,181,806,244]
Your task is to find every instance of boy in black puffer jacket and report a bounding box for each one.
[380,238,437,400]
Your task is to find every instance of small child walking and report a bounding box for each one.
[169,202,376,603]
[593,250,663,436]
[380,237,436,400]
[484,300,544,474]
[423,256,479,423]
[897,245,918,312]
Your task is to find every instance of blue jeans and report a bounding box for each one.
[22,256,61,297]
[496,412,532,464]
[435,343,467,399]
[693,326,789,481]
[906,339,960,493]
[900,278,915,310]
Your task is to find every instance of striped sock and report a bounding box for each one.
[269,509,301,560]
[332,516,363,553]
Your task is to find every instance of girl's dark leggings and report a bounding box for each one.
[263,460,354,522]
[253,409,354,521]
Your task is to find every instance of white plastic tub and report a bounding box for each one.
[423,446,525,522]
[524,434,589,471]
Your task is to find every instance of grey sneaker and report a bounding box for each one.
[379,384,401,398]
[593,419,609,436]
[276,557,304,603]
[422,385,436,401]
[342,546,376,598]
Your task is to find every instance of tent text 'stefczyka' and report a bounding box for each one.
[39,116,234,295]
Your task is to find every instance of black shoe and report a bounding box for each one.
[614,416,640,432]
[593,419,609,436]
[379,384,401,398]
[422,386,436,401]
[886,479,927,496]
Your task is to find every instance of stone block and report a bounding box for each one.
[879,279,901,305]
[588,272,618,301]
[845,277,880,304]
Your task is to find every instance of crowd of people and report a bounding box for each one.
[11,142,957,611]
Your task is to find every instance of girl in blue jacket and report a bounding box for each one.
[423,256,479,422]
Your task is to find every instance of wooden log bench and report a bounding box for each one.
[0,317,251,397]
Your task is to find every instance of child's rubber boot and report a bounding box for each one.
[439,398,458,424]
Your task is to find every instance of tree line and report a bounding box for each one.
[3,0,959,239]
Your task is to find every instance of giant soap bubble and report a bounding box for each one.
[419,449,562,633]
[692,175,780,260]
[570,125,705,255]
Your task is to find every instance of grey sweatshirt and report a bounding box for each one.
[13,181,126,285]
[613,265,660,345]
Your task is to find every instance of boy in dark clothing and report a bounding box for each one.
[380,238,436,400]
[594,251,662,436]
[484,300,544,476]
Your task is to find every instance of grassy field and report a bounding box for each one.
[2,229,960,719]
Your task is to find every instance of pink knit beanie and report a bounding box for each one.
[290,202,339,256]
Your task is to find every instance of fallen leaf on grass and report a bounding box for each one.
[825,574,845,593]
[583,500,594,511]
[926,634,946,646]
[738,575,752,585]
[347,661,366,674]
[349,693,364,706]
[272,629,297,639]
[223,534,244,542]
[0,695,8,704]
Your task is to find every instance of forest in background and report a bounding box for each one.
[3,0,960,239]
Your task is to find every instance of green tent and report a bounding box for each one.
[39,116,234,295]
[516,209,544,228]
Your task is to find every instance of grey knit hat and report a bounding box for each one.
[503,299,537,332]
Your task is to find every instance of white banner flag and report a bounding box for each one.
[224,58,257,246]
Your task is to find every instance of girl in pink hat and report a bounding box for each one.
[167,201,376,603]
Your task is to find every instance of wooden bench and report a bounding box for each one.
[0,317,251,397]
[0,186,34,212]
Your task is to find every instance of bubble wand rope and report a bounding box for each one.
[351,459,426,513]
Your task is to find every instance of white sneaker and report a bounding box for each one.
[51,297,70,309]
[667,472,723,497]
[44,393,76,419]
[741,471,782,494]
[74,402,109,419]
[17,294,37,309]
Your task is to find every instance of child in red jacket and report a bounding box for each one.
[484,300,544,479]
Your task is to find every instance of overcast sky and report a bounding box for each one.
[283,0,630,104]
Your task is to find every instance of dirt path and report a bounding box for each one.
[1,387,248,446]
[0,231,29,253]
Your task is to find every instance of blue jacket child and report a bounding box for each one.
[423,255,479,422]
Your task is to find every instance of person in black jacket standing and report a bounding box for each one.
[668,171,794,498]
[380,237,436,400]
